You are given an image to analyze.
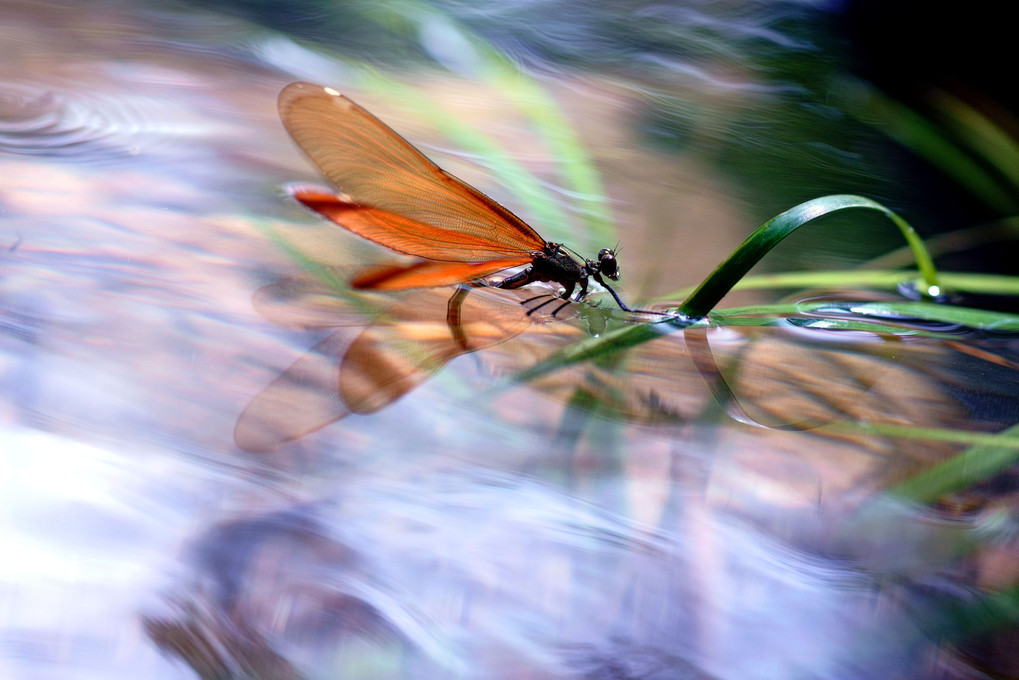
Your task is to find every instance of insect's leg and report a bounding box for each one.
[570,278,586,302]
[560,280,577,301]
[601,281,636,311]
[446,284,473,351]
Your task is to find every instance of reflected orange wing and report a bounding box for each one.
[338,286,532,414]
[234,286,532,452]
[279,82,546,262]
[234,332,352,453]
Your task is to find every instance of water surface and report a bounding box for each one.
[2,1,1018,679]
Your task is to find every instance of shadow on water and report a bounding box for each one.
[2,0,1019,679]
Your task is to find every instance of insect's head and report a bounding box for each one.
[596,248,620,280]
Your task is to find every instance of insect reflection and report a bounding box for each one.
[234,279,540,452]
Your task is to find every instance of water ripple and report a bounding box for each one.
[0,82,187,162]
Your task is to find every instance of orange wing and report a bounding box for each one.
[292,189,537,262]
[279,83,545,262]
[350,258,530,290]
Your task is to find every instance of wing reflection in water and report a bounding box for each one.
[234,272,548,452]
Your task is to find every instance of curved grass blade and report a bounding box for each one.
[679,194,940,320]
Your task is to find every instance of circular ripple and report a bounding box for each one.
[0,83,178,162]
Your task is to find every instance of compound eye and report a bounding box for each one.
[598,248,620,280]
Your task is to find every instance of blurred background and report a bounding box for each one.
[2,0,1018,678]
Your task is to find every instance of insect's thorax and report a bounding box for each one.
[532,242,586,285]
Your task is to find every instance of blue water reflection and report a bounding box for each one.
[144,465,940,679]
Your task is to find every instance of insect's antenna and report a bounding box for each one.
[561,243,586,260]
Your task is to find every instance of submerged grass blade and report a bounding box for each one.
[712,301,1019,332]
[510,320,677,385]
[807,300,1019,331]
[917,584,1019,654]
[887,423,1019,506]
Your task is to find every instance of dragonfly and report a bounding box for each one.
[278,81,663,316]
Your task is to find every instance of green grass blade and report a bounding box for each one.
[510,298,1019,387]
[510,320,678,385]
[660,270,1019,300]
[679,195,940,319]
[918,584,1019,651]
[931,90,1019,191]
[712,301,1019,332]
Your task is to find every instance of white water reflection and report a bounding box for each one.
[1,428,201,679]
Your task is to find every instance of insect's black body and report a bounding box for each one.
[497,242,633,315]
